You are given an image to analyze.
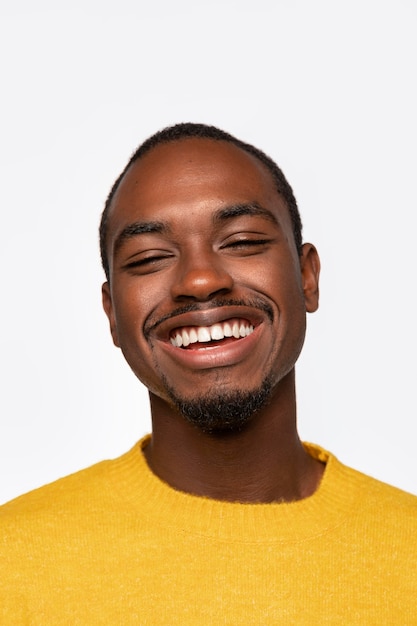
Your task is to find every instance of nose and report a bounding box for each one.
[170,253,234,302]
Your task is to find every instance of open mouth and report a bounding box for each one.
[169,318,254,349]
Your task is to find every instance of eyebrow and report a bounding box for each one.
[113,202,280,253]
[114,220,170,254]
[213,202,280,227]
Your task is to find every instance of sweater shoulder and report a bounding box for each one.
[307,442,417,505]
[345,462,416,501]
[337,460,417,523]
[0,452,127,522]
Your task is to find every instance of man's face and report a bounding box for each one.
[102,138,319,428]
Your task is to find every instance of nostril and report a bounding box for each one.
[207,286,232,300]
[171,267,234,302]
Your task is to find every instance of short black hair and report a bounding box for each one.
[99,123,303,279]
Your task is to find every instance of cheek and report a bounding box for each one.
[110,282,167,375]
[113,301,162,392]
[112,280,161,332]
[244,259,304,309]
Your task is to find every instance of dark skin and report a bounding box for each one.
[102,138,323,503]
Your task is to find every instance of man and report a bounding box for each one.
[1,123,416,623]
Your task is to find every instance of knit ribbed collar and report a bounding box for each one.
[108,435,360,543]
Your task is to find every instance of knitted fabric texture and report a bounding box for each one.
[1,436,417,624]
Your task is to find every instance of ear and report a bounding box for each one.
[300,243,320,313]
[102,282,121,347]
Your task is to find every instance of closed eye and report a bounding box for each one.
[225,238,272,247]
[221,238,274,252]
[124,253,175,274]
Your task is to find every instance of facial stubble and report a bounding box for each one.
[161,371,274,434]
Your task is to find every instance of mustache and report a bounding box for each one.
[144,297,274,337]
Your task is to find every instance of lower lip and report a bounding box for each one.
[157,325,263,370]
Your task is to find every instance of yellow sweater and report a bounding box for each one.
[1,436,417,625]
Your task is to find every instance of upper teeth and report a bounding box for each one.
[170,318,254,348]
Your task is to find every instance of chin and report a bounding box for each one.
[163,375,274,434]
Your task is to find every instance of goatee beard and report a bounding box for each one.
[163,376,273,434]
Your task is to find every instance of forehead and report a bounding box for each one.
[107,138,290,234]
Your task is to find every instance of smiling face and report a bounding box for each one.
[102,138,320,431]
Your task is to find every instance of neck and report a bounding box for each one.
[143,371,324,504]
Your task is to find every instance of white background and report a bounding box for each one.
[1,0,416,504]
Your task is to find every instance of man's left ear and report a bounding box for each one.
[300,243,320,313]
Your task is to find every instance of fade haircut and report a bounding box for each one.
[99,123,303,279]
